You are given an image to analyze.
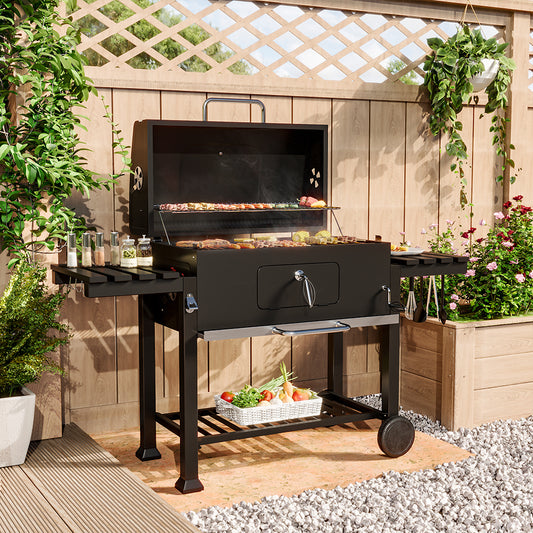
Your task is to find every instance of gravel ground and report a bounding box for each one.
[185,395,533,532]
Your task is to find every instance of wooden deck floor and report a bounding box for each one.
[0,424,199,533]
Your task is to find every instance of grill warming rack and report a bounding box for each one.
[155,203,346,243]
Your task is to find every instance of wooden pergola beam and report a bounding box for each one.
[409,0,533,13]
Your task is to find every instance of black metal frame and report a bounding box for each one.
[135,295,399,493]
[51,251,466,494]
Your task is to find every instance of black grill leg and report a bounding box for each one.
[381,322,400,417]
[327,331,344,394]
[175,279,204,494]
[136,294,161,461]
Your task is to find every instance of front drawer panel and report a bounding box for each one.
[257,262,339,310]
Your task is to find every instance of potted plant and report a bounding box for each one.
[422,26,516,207]
[401,196,533,430]
[0,263,68,467]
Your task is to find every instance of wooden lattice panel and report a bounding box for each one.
[71,0,505,86]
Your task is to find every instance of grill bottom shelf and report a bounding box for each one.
[155,391,386,446]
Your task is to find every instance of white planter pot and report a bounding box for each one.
[0,387,36,467]
[469,58,499,92]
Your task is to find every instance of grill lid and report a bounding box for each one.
[129,119,329,238]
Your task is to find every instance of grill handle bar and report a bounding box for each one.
[202,98,266,123]
[272,321,351,337]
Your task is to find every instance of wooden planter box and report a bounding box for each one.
[400,316,533,430]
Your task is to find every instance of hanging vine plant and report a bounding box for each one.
[422,25,516,207]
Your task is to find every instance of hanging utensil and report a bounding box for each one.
[440,275,448,324]
[405,277,416,320]
[413,277,427,323]
[425,275,439,322]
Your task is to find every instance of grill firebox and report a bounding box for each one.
[153,241,391,332]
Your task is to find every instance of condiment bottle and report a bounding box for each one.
[110,231,120,266]
[136,235,152,267]
[81,232,92,268]
[120,235,137,268]
[95,232,105,266]
[67,233,77,268]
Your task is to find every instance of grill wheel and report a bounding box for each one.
[377,415,415,458]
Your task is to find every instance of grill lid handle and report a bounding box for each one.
[202,97,266,123]
[272,322,350,337]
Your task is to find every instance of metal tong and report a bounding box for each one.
[425,275,439,321]
[405,278,417,320]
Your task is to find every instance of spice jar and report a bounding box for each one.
[67,233,77,268]
[95,232,105,266]
[81,232,92,268]
[110,231,120,266]
[136,235,152,267]
[120,235,137,268]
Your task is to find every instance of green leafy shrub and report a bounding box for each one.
[0,1,119,267]
[425,196,533,320]
[0,263,68,397]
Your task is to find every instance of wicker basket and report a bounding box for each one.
[214,395,323,426]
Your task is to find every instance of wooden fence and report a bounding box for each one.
[19,0,533,438]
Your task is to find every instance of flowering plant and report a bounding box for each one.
[426,196,533,320]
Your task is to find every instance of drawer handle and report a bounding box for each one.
[294,269,316,308]
[272,321,350,336]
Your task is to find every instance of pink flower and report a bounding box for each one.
[494,212,505,220]
[510,260,519,265]
[516,273,526,283]
[502,241,514,248]
[487,262,498,271]
[469,257,479,262]
[449,302,457,310]
[462,240,469,247]
[429,223,438,229]
[529,271,533,279]
[465,269,476,277]
[451,294,460,301]
[446,220,453,225]
[479,218,486,226]
[399,231,405,236]
[420,228,427,234]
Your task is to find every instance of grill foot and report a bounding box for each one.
[135,447,161,461]
[176,477,204,494]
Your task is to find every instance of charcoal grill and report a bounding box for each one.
[52,98,468,494]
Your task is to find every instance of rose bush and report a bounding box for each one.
[425,195,533,320]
